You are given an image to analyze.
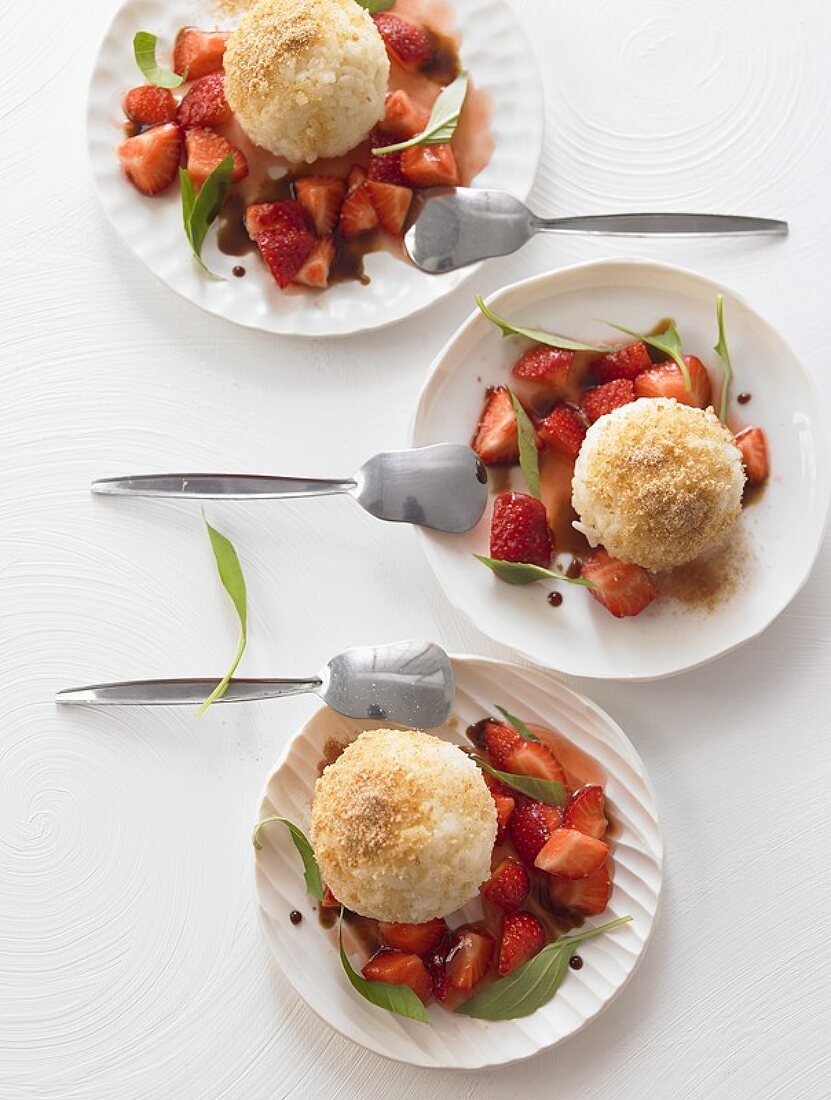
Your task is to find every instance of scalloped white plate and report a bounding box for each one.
[254,656,663,1069]
[412,260,831,680]
[87,0,542,337]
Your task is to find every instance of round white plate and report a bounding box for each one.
[254,656,663,1069]
[412,260,831,680]
[87,0,542,337]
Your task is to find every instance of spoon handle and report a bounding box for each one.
[531,212,788,237]
[55,678,320,705]
[91,473,357,500]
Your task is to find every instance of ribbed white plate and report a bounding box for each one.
[87,0,542,336]
[412,260,831,680]
[254,656,663,1069]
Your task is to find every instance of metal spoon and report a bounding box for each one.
[91,443,487,535]
[55,640,455,729]
[404,187,790,273]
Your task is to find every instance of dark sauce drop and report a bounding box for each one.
[232,265,246,278]
[737,392,752,405]
[216,192,257,258]
[289,909,302,926]
[569,955,583,970]
[565,557,583,580]
[318,906,338,930]
[547,591,563,607]
[421,29,462,85]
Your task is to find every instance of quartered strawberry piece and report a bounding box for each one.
[372,12,435,70]
[634,354,712,408]
[493,793,515,844]
[173,28,229,80]
[472,386,519,466]
[338,185,379,238]
[362,949,434,1004]
[401,144,459,188]
[382,89,429,138]
[245,200,309,239]
[537,405,587,460]
[176,72,230,129]
[256,225,316,289]
[734,426,769,485]
[293,176,345,236]
[535,828,609,879]
[509,800,563,868]
[481,721,522,769]
[293,237,336,289]
[446,927,494,990]
[582,378,636,423]
[580,548,657,619]
[346,164,367,194]
[498,911,545,976]
[547,862,611,915]
[512,345,574,393]
[184,128,247,189]
[503,739,567,786]
[592,341,652,383]
[490,492,553,569]
[116,122,182,196]
[378,918,448,956]
[366,181,413,236]
[482,858,529,913]
[562,785,607,840]
[122,86,176,127]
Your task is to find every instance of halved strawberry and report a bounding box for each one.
[173,27,229,80]
[482,858,529,913]
[472,386,518,466]
[446,927,494,990]
[493,793,515,844]
[537,405,587,460]
[176,72,230,129]
[503,739,567,786]
[490,492,553,568]
[509,800,563,867]
[245,200,309,239]
[256,224,316,289]
[362,949,433,1004]
[582,378,636,423]
[498,911,545,975]
[338,185,379,238]
[634,355,712,408]
[116,122,182,196]
[592,341,652,383]
[580,548,657,619]
[366,181,413,236]
[547,863,611,915]
[294,176,345,237]
[122,86,176,127]
[373,12,435,70]
[184,128,247,189]
[378,918,448,956]
[535,828,609,879]
[562,785,607,840]
[293,237,336,289]
[735,426,769,485]
[481,721,522,769]
[382,89,429,138]
[321,885,340,908]
[401,144,459,188]
[512,345,574,394]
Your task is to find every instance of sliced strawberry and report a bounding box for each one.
[592,341,652,384]
[446,927,494,991]
[122,86,176,127]
[346,164,367,194]
[321,886,340,908]
[173,27,229,80]
[482,858,529,913]
[537,405,587,460]
[294,176,345,236]
[493,794,515,845]
[503,739,566,787]
[176,72,230,129]
[401,144,459,188]
[116,122,182,196]
[535,828,609,879]
[293,237,336,289]
[472,386,518,466]
[547,863,611,916]
[373,12,434,70]
[338,185,379,238]
[498,911,545,976]
[382,89,429,138]
[735,426,769,485]
[184,128,247,189]
[582,378,636,423]
[512,345,574,394]
[378,918,448,956]
[245,200,309,239]
[563,785,607,840]
[509,800,563,867]
[366,181,413,236]
[490,492,553,568]
[256,225,316,289]
[633,355,712,408]
[481,721,522,769]
[580,548,657,619]
[362,949,433,1004]
[368,149,406,184]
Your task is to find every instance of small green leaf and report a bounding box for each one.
[133,31,185,88]
[603,318,691,391]
[180,155,234,274]
[494,705,539,742]
[372,71,469,155]
[198,516,247,714]
[252,815,324,901]
[475,296,607,352]
[713,294,734,423]
[475,758,565,808]
[338,913,429,1023]
[474,555,595,588]
[509,390,540,500]
[355,0,395,10]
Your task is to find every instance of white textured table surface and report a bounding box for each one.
[2,0,830,1096]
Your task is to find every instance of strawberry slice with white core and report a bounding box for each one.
[562,785,607,840]
[116,122,182,196]
[362,950,433,1004]
[293,238,336,289]
[534,828,609,879]
[382,88,429,138]
[338,185,379,238]
[634,355,713,408]
[378,918,447,956]
[472,386,519,466]
[446,927,494,990]
[366,181,413,236]
[547,863,611,915]
[294,177,346,237]
[184,128,248,190]
[173,28,229,79]
[502,739,567,787]
[401,144,459,188]
[735,426,769,485]
[580,548,657,619]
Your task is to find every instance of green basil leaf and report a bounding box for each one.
[713,294,734,423]
[356,0,395,10]
[372,71,468,155]
[198,516,247,714]
[494,705,539,742]
[474,555,595,588]
[133,30,186,88]
[475,296,607,352]
[603,318,691,391]
[251,815,324,901]
[509,389,540,500]
[338,914,429,1023]
[180,155,234,274]
[475,758,565,808]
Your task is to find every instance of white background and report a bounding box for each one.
[1,0,829,1096]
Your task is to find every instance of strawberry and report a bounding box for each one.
[472,386,518,466]
[367,148,405,185]
[580,548,657,619]
[373,13,435,70]
[503,739,567,787]
[490,492,553,568]
[378,918,448,956]
[173,28,229,80]
[537,405,586,460]
[547,863,611,916]
[184,128,247,189]
[257,227,316,289]
[401,144,460,188]
[592,341,652,383]
[382,89,429,138]
[424,931,452,1000]
[482,858,529,913]
[346,164,367,194]
[562,785,607,840]
[735,426,769,485]
[493,794,515,844]
[321,886,340,908]
[482,721,522,769]
[534,828,609,879]
[293,237,336,289]
[446,927,494,990]
[176,72,230,129]
[482,768,514,798]
[366,181,413,236]
[362,949,433,1004]
[294,176,345,236]
[512,345,574,393]
[245,201,309,239]
[582,378,636,423]
[498,911,545,975]
[509,800,563,867]
[633,355,712,408]
[116,122,182,196]
[338,185,379,238]
[122,86,176,127]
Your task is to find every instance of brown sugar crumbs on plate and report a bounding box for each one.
[655,525,753,613]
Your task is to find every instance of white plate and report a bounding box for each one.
[87,0,542,337]
[254,655,663,1069]
[412,260,831,680]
